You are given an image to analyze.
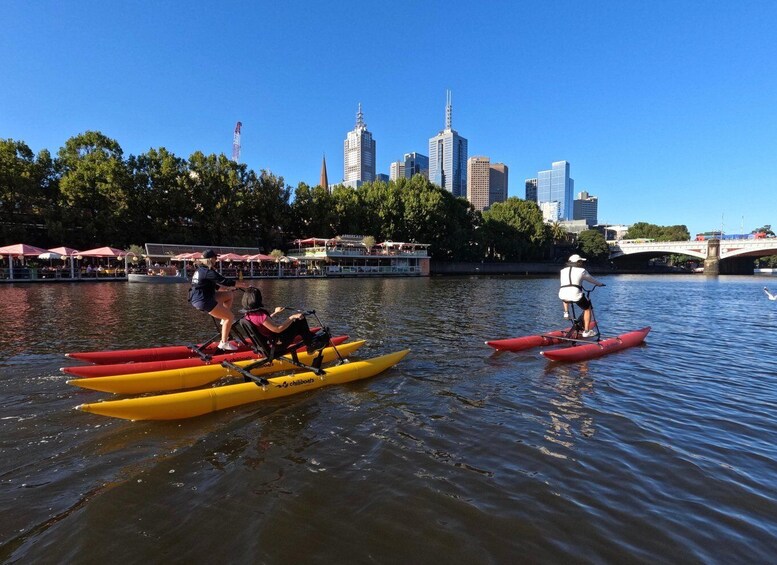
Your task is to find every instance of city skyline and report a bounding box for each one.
[2,1,775,238]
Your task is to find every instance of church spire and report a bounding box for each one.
[320,154,329,190]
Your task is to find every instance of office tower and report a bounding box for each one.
[525,178,538,202]
[467,157,491,211]
[320,155,329,190]
[428,91,468,197]
[540,201,561,222]
[573,191,598,226]
[375,173,389,183]
[389,161,405,181]
[489,163,508,206]
[537,161,574,220]
[467,158,509,211]
[343,103,376,188]
[403,152,429,179]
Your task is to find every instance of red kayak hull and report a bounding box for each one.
[485,322,597,352]
[540,327,651,362]
[66,327,322,365]
[62,335,348,377]
[486,329,570,352]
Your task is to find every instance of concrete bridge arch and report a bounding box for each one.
[609,238,777,275]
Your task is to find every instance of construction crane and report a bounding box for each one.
[232,121,242,163]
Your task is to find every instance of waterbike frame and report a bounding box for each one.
[224,307,346,386]
[556,285,602,344]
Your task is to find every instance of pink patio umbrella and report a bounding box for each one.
[48,247,80,278]
[0,243,50,280]
[48,246,80,256]
[245,253,275,261]
[217,253,248,261]
[78,247,127,278]
[0,243,49,256]
[78,246,127,258]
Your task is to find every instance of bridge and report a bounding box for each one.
[608,238,777,274]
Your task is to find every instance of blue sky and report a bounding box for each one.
[2,1,776,237]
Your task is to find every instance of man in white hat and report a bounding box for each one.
[559,254,605,337]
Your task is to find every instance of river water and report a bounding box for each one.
[1,275,776,563]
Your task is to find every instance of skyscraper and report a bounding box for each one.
[467,157,491,211]
[343,104,376,188]
[537,161,574,221]
[467,157,509,211]
[389,161,405,181]
[403,152,429,179]
[573,191,598,226]
[489,163,508,206]
[429,91,468,198]
[525,178,538,202]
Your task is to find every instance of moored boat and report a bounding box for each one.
[68,340,366,394]
[76,349,410,420]
[540,327,651,362]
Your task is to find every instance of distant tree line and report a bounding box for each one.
[4,131,719,264]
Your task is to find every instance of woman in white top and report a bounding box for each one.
[558,254,605,337]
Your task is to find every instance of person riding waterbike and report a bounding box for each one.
[189,249,241,351]
[241,287,329,354]
[558,254,605,338]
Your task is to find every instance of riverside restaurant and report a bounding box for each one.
[286,235,430,276]
[0,237,431,282]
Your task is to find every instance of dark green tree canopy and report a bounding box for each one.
[625,222,690,241]
[577,229,610,261]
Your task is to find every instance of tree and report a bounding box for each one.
[753,225,774,236]
[0,139,58,243]
[126,147,190,244]
[577,229,610,260]
[625,221,689,241]
[57,131,130,247]
[290,183,337,239]
[480,198,548,261]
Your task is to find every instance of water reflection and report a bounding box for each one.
[3,276,777,562]
[541,362,595,453]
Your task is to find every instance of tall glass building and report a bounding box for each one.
[403,152,429,179]
[537,161,574,221]
[343,104,376,188]
[429,91,468,198]
[525,178,538,202]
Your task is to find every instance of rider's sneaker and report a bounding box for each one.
[581,330,596,338]
[218,341,238,351]
[563,312,569,319]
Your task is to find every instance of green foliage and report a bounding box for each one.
[625,221,690,241]
[0,139,57,243]
[480,198,549,261]
[577,229,610,260]
[753,225,774,236]
[3,132,637,264]
[57,131,130,247]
